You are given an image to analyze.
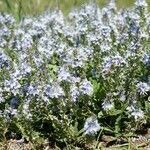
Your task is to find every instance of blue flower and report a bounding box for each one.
[84,116,100,135]
[10,97,19,109]
[79,79,93,96]
[136,82,150,95]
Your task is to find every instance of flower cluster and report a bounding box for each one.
[0,0,149,146]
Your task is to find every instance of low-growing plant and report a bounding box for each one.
[0,0,150,149]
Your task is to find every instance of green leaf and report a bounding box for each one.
[90,79,100,93]
[98,111,103,118]
[48,64,58,72]
[108,109,122,116]
[115,115,122,134]
[145,101,150,113]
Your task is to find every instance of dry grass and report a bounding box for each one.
[0,0,136,16]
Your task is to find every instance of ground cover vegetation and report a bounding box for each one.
[0,0,150,149]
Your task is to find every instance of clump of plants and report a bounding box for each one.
[0,0,150,149]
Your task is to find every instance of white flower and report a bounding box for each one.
[22,102,32,119]
[20,62,32,75]
[11,108,18,116]
[70,84,79,102]
[0,26,11,37]
[102,55,126,77]
[84,116,100,135]
[27,85,40,96]
[21,33,33,50]
[4,78,21,95]
[0,38,7,47]
[135,0,148,7]
[131,109,144,120]
[120,94,126,102]
[102,100,114,111]
[44,83,65,99]
[0,90,5,103]
[0,50,10,69]
[142,53,150,65]
[136,82,150,95]
[127,105,144,120]
[57,67,71,82]
[79,79,93,96]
